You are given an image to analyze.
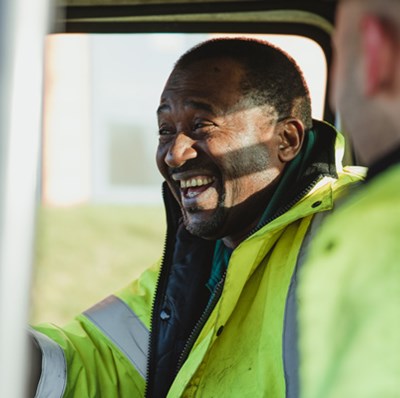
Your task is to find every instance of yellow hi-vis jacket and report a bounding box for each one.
[299,161,400,398]
[31,122,365,398]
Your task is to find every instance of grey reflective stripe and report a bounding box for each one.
[83,295,149,379]
[283,210,331,398]
[29,328,67,398]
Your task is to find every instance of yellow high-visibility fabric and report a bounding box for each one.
[299,163,400,398]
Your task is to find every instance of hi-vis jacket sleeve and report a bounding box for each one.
[30,261,160,398]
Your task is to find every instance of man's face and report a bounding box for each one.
[330,1,361,119]
[156,57,285,245]
[330,1,372,161]
[331,0,399,166]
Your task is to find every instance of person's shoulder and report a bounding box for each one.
[363,162,400,201]
[300,164,400,305]
[306,164,400,270]
[336,163,400,220]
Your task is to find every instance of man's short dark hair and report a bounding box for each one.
[175,37,313,130]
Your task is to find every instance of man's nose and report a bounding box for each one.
[165,133,197,168]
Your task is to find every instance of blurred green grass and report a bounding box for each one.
[31,204,165,326]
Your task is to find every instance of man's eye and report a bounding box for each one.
[158,128,174,136]
[193,121,213,132]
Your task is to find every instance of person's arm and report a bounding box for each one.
[27,262,160,397]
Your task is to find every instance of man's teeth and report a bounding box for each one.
[180,177,214,189]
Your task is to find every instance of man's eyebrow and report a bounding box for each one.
[157,99,217,116]
[183,99,216,114]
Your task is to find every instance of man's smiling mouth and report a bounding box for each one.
[179,176,214,188]
[172,174,216,199]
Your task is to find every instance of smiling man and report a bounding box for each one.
[29,38,363,398]
[156,54,293,247]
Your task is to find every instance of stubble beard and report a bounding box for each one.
[182,191,227,239]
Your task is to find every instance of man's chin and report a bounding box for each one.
[183,211,225,240]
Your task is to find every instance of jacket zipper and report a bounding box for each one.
[175,271,227,374]
[144,185,178,398]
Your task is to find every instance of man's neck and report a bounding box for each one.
[222,217,260,249]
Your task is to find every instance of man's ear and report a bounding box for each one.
[361,15,395,96]
[277,119,305,163]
